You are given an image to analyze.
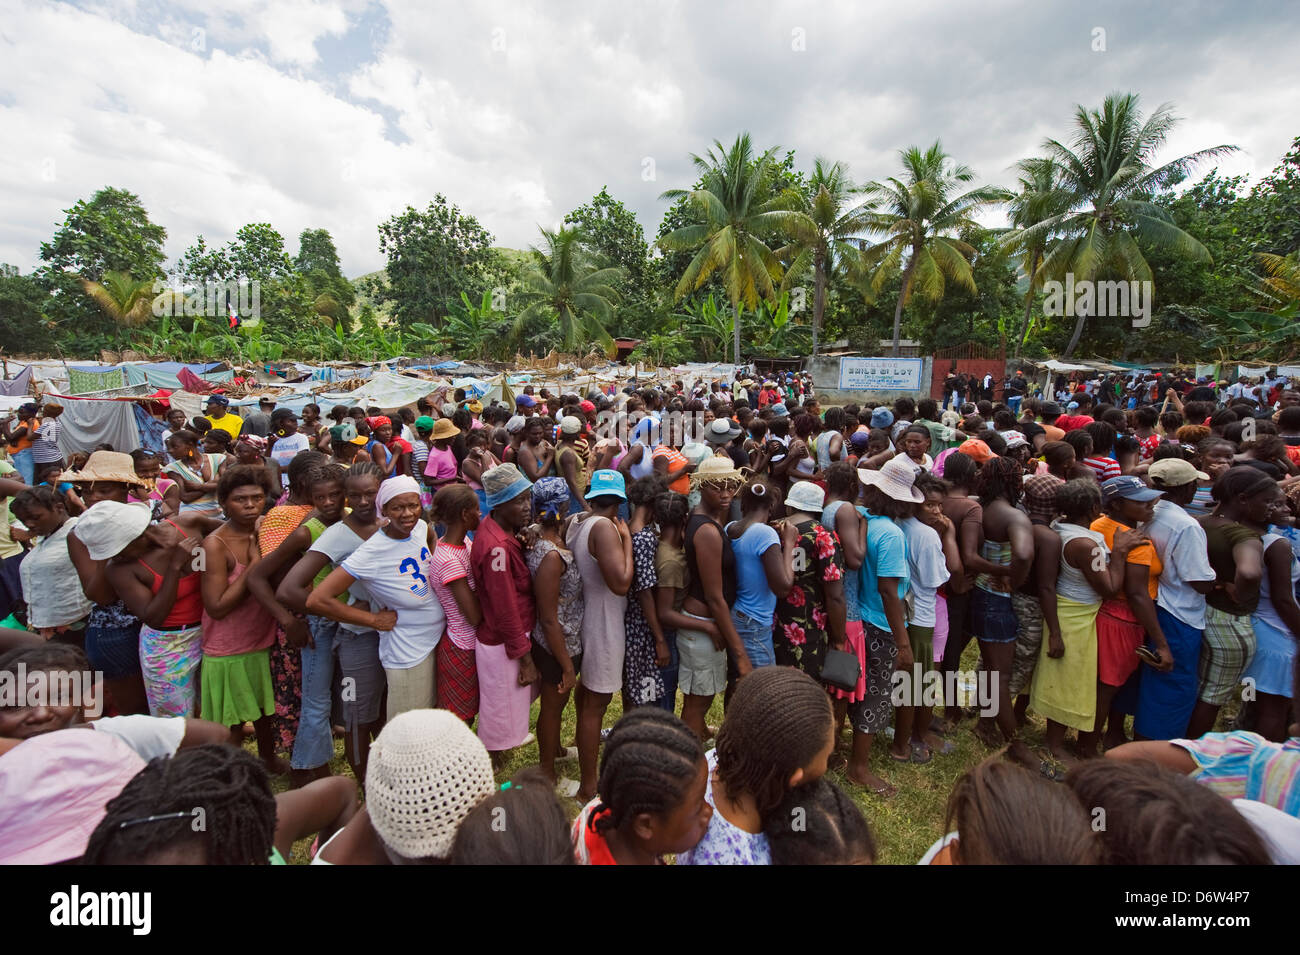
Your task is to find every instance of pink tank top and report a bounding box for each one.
[200,542,278,656]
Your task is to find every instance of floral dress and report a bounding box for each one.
[622,527,665,706]
[525,538,585,662]
[773,519,844,679]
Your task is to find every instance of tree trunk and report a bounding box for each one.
[732,302,741,366]
[1014,248,1041,359]
[1063,311,1087,359]
[890,253,918,357]
[812,253,827,357]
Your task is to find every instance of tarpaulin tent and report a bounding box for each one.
[122,362,234,391]
[316,371,440,409]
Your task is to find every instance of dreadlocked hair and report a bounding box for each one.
[714,667,833,817]
[284,451,328,498]
[653,491,689,529]
[763,778,876,865]
[977,456,1025,507]
[81,744,277,865]
[592,708,704,835]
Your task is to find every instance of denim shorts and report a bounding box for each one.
[971,588,1018,643]
[731,608,775,668]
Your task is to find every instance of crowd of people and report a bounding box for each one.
[2,362,1300,865]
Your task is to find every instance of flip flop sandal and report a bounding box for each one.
[1039,760,1067,782]
[909,740,933,764]
[554,777,581,799]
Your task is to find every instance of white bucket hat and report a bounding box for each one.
[784,480,826,513]
[857,455,924,502]
[72,501,152,561]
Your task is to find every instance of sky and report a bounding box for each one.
[1,0,1297,278]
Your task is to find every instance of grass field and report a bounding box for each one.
[265,642,1079,865]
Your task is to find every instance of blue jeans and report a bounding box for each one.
[656,629,680,712]
[292,615,339,771]
[731,608,775,668]
[10,448,32,485]
[1008,395,1022,414]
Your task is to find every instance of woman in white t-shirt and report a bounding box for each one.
[307,475,445,720]
[267,410,311,490]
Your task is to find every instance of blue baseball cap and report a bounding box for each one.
[515,394,536,407]
[1101,476,1163,505]
[585,469,627,501]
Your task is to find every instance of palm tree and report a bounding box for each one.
[514,227,622,355]
[778,158,874,355]
[658,133,812,364]
[80,271,159,329]
[1002,157,1073,357]
[682,294,735,361]
[855,143,1009,356]
[1007,92,1237,357]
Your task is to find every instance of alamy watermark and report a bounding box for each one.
[1042,273,1151,328]
[0,664,104,717]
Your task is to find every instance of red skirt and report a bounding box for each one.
[436,639,479,722]
[1096,599,1143,687]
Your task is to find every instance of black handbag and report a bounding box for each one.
[819,647,861,692]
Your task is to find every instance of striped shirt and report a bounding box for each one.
[30,418,63,463]
[651,445,689,494]
[1173,731,1300,817]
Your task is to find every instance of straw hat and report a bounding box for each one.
[690,455,746,489]
[62,451,147,489]
[432,418,460,440]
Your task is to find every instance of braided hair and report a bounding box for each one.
[714,667,833,817]
[627,473,668,509]
[82,744,277,865]
[593,708,704,834]
[347,460,384,484]
[652,491,689,530]
[285,450,328,500]
[763,778,876,865]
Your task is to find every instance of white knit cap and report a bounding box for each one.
[365,709,495,860]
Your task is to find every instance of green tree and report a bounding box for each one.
[856,142,1009,356]
[564,187,650,291]
[1003,157,1073,356]
[779,157,873,355]
[36,187,167,337]
[80,271,158,330]
[370,195,496,327]
[295,228,356,329]
[1007,92,1237,357]
[0,265,55,354]
[513,226,622,355]
[658,134,812,363]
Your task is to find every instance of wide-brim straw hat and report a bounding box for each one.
[690,455,746,489]
[62,451,148,489]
